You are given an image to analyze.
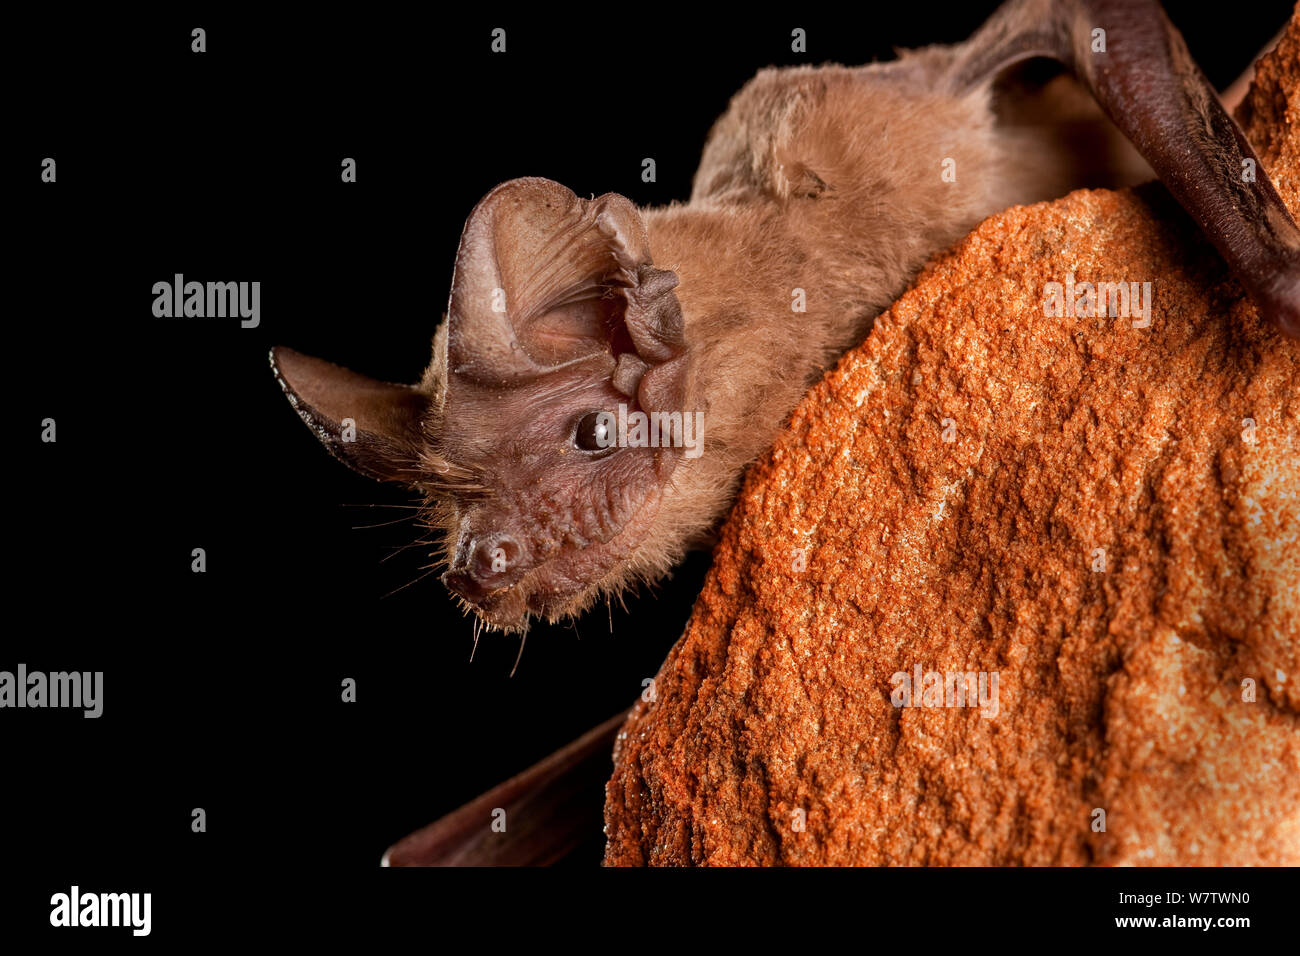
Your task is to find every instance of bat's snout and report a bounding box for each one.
[442,533,528,605]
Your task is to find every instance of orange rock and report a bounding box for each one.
[604,17,1300,866]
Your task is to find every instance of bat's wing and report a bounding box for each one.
[381,710,626,867]
[949,0,1299,337]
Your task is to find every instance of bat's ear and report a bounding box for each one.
[446,178,688,405]
[270,346,431,485]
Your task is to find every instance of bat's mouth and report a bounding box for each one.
[460,585,533,631]
[456,543,626,632]
[463,573,579,631]
[450,488,668,634]
[449,561,601,633]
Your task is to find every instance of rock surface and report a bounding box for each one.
[604,17,1300,866]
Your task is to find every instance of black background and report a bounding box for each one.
[8,2,1295,941]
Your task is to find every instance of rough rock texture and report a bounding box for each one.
[604,18,1300,866]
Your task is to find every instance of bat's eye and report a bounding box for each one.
[573,411,613,452]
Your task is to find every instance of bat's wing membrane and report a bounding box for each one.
[381,710,626,867]
[950,0,1299,337]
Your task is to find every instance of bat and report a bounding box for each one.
[272,0,1300,653]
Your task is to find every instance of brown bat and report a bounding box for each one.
[274,0,1298,866]
[272,0,1299,650]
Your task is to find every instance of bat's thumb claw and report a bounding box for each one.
[1256,258,1300,339]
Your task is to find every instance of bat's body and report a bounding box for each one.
[273,0,1300,639]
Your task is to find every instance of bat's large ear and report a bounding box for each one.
[446,177,688,406]
[269,346,431,484]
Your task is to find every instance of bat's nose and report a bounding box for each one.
[442,533,526,603]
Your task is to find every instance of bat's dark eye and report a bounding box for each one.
[573,411,614,452]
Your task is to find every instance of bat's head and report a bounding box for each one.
[271,178,700,632]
